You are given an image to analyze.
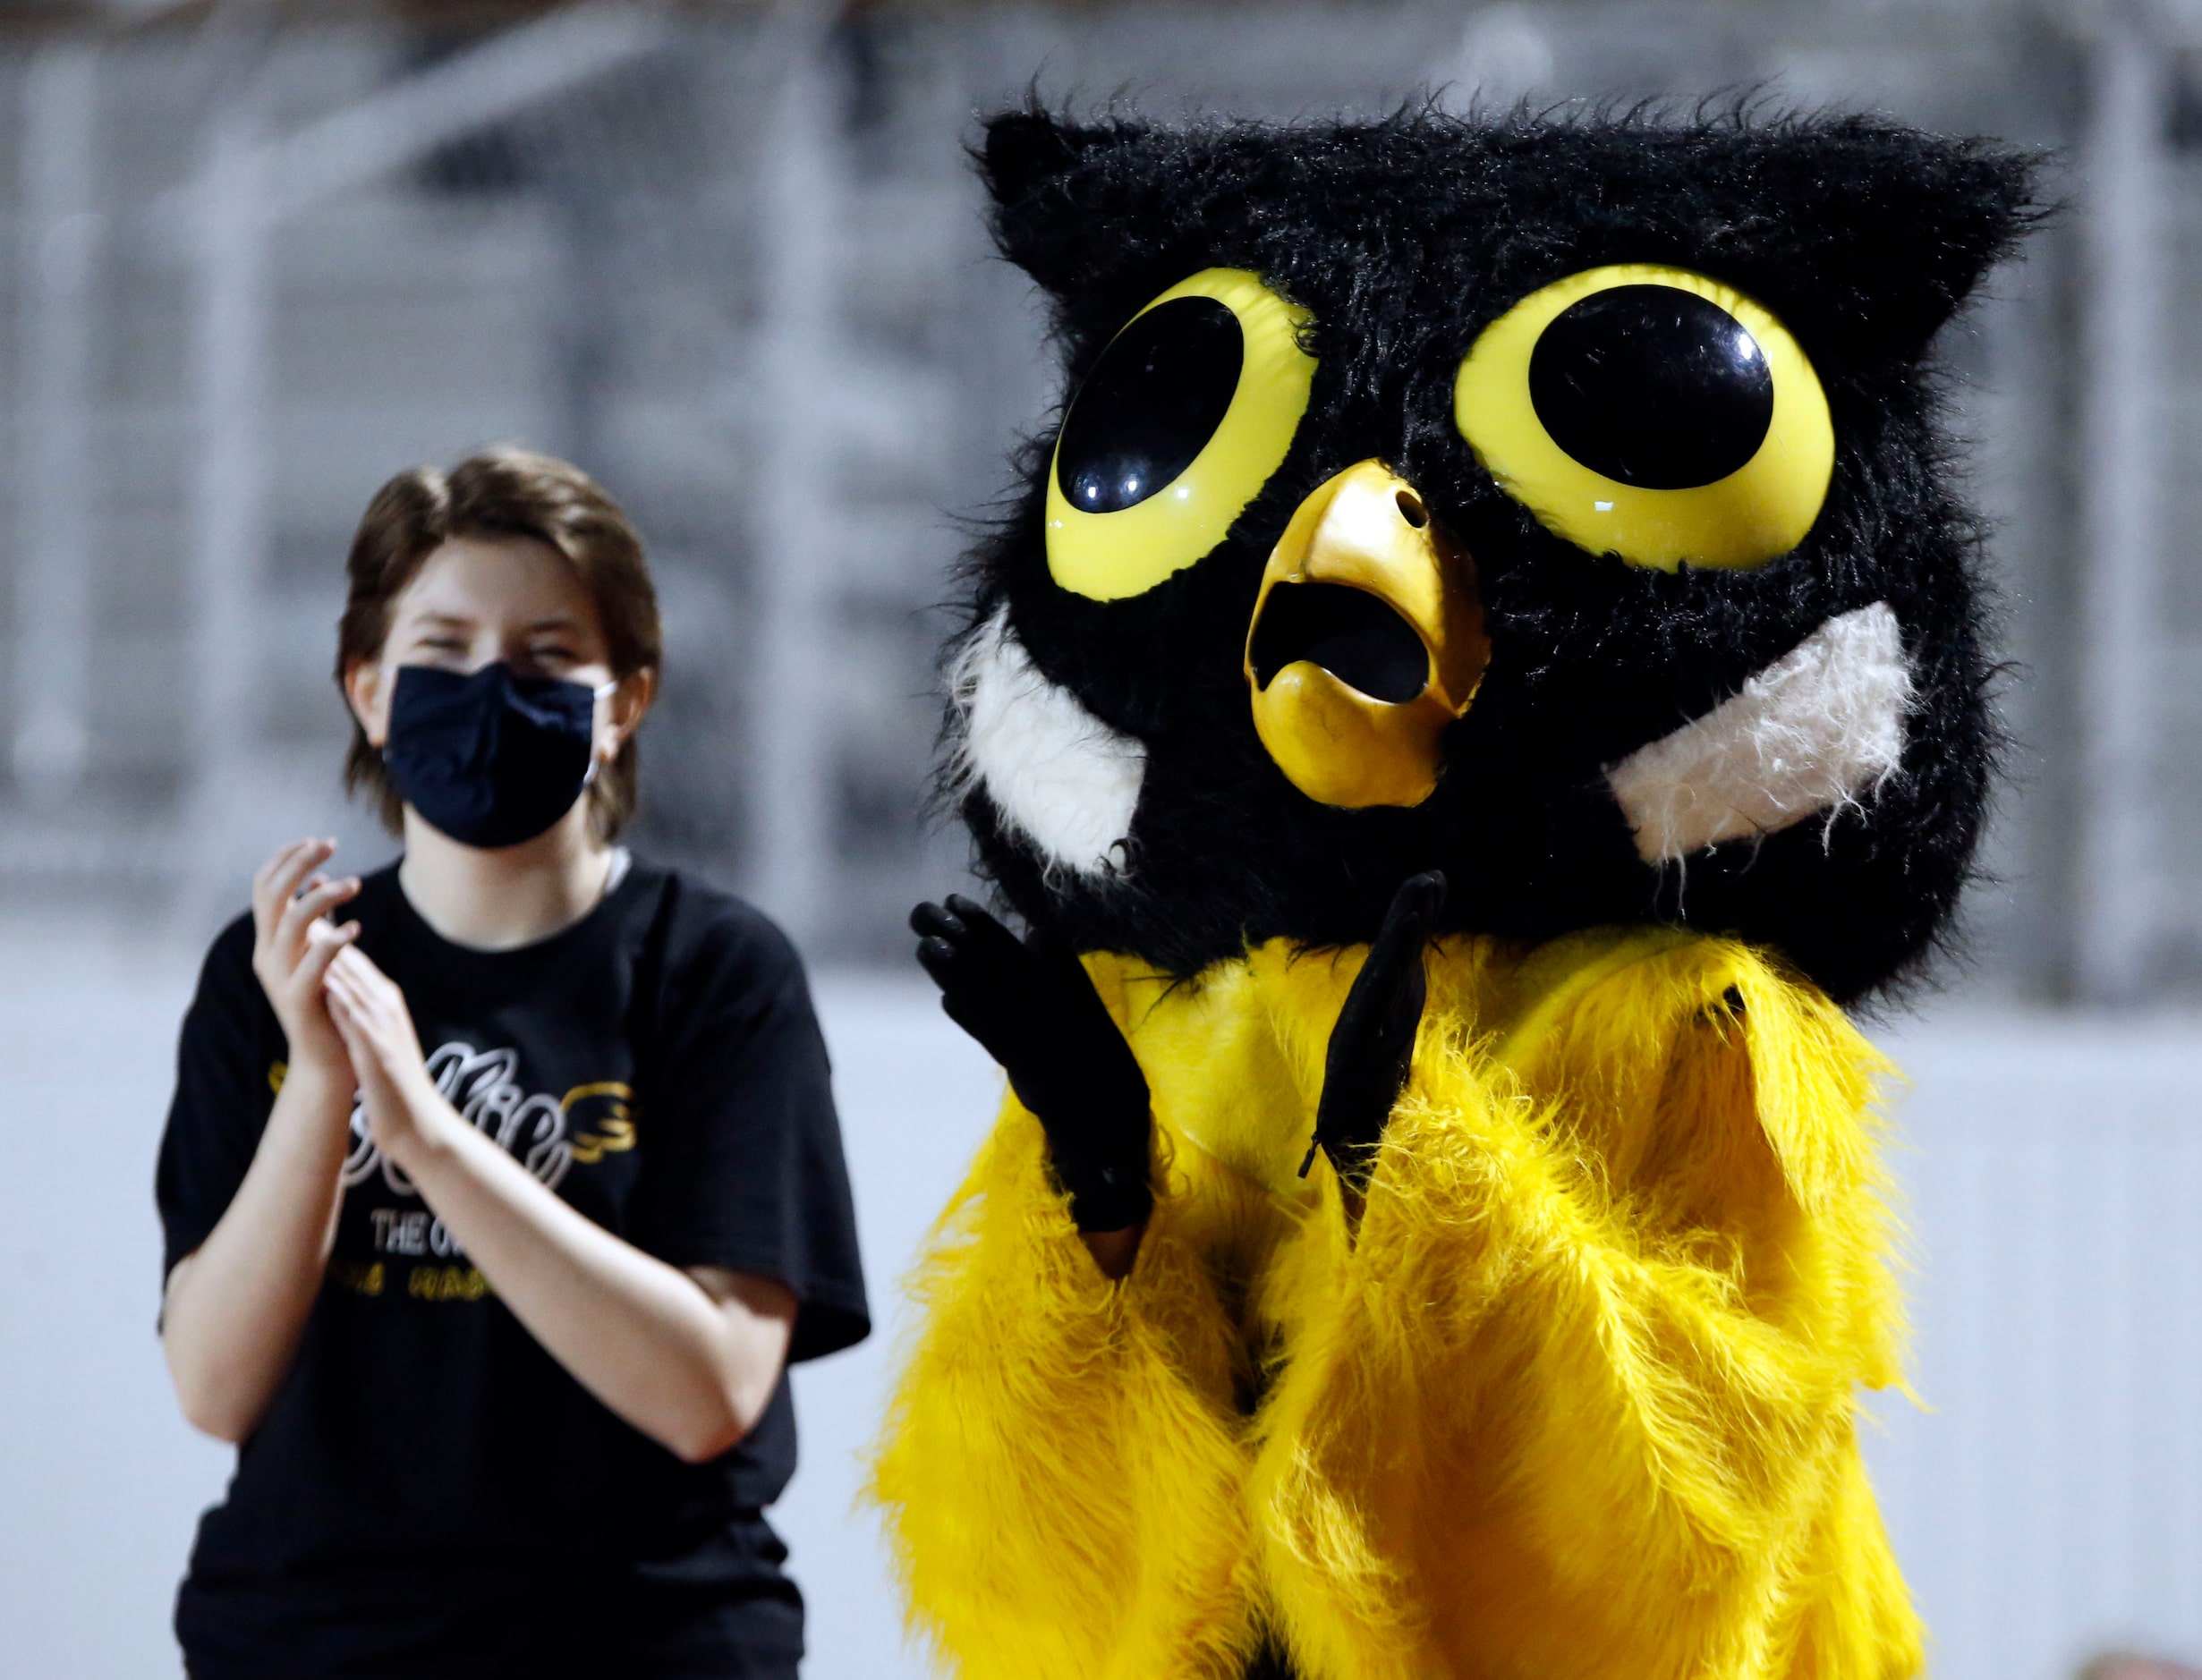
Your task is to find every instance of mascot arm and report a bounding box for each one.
[870,1095,1263,1680]
[1254,937,1922,1680]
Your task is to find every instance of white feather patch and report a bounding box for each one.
[1605,600,1913,864]
[948,607,1146,879]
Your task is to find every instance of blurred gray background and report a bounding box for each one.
[0,1,2198,1676]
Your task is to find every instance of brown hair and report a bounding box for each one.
[337,447,662,840]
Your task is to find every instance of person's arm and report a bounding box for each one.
[321,945,795,1464]
[162,838,362,1443]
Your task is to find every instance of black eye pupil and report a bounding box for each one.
[1057,297,1244,514]
[1526,285,1775,490]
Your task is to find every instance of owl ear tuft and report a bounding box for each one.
[1740,124,2047,362]
[981,111,1097,208]
[977,107,1152,296]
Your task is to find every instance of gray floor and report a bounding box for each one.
[1,920,2197,1679]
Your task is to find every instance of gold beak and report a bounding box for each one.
[1243,460,1490,809]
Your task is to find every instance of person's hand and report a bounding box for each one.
[911,895,1152,1233]
[250,837,361,1086]
[322,945,454,1169]
[1304,870,1448,1193]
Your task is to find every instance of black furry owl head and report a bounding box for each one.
[944,104,2038,1004]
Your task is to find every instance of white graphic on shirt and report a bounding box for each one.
[364,1207,475,1258]
[339,1039,574,1201]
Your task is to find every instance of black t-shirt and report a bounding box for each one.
[155,860,869,1679]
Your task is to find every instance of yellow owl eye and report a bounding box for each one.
[1452,264,1833,572]
[1045,267,1317,601]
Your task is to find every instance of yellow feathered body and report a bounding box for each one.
[871,928,1922,1680]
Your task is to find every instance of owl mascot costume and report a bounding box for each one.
[871,106,2036,1680]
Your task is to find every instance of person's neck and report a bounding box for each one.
[396,806,616,952]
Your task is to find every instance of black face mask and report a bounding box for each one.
[381,662,605,850]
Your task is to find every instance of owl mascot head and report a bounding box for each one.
[873,106,2036,1680]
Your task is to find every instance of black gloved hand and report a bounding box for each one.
[911,895,1153,1232]
[1302,870,1449,1192]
